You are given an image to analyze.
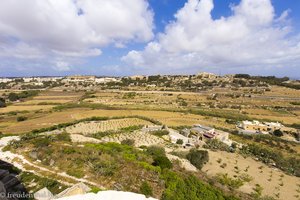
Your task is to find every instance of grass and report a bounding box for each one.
[20,171,67,194]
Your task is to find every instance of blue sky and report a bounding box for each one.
[0,0,300,77]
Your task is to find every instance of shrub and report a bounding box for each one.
[140,181,153,197]
[56,132,71,142]
[152,156,172,170]
[17,116,28,122]
[176,139,183,145]
[0,98,6,107]
[161,171,239,200]
[216,173,244,189]
[151,130,169,137]
[186,149,209,170]
[146,145,166,157]
[203,139,230,152]
[273,129,283,137]
[121,139,135,146]
[33,137,51,148]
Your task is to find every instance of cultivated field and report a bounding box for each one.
[65,118,153,135]
[202,150,300,200]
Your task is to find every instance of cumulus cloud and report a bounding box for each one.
[0,0,154,72]
[123,0,300,75]
[53,61,71,72]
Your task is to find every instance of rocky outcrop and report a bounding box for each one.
[0,160,28,200]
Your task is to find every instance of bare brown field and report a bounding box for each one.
[266,86,300,97]
[0,105,55,113]
[17,91,83,105]
[0,108,231,134]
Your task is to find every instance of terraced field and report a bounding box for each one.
[65,118,153,135]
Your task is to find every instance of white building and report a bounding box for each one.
[169,129,190,145]
[95,77,119,83]
[0,78,13,83]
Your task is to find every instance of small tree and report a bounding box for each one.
[17,116,28,122]
[8,93,19,102]
[186,149,209,170]
[0,98,6,107]
[176,139,183,145]
[153,155,172,170]
[273,129,283,137]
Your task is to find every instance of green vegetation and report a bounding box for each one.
[186,149,209,170]
[251,184,264,198]
[140,181,153,197]
[150,130,169,137]
[8,90,39,102]
[56,132,71,142]
[273,129,283,137]
[203,139,231,152]
[121,139,135,146]
[17,116,28,122]
[161,171,239,200]
[146,145,172,170]
[176,139,183,145]
[234,74,300,90]
[0,97,6,107]
[216,173,244,189]
[20,171,67,194]
[122,92,136,99]
[152,156,173,170]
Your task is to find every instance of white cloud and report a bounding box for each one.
[0,0,154,71]
[123,0,300,75]
[54,61,71,72]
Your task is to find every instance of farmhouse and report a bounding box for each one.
[237,120,291,134]
[191,125,229,143]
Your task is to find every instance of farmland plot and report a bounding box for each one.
[65,118,153,135]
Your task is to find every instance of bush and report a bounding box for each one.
[140,181,153,197]
[56,132,71,142]
[152,156,172,170]
[161,171,239,200]
[33,137,51,148]
[17,116,28,122]
[0,98,6,107]
[273,129,283,137]
[203,139,230,152]
[176,139,183,145]
[186,149,209,170]
[146,145,166,157]
[151,130,169,137]
[121,139,135,146]
[216,173,244,189]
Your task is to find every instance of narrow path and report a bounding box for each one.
[0,136,105,189]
